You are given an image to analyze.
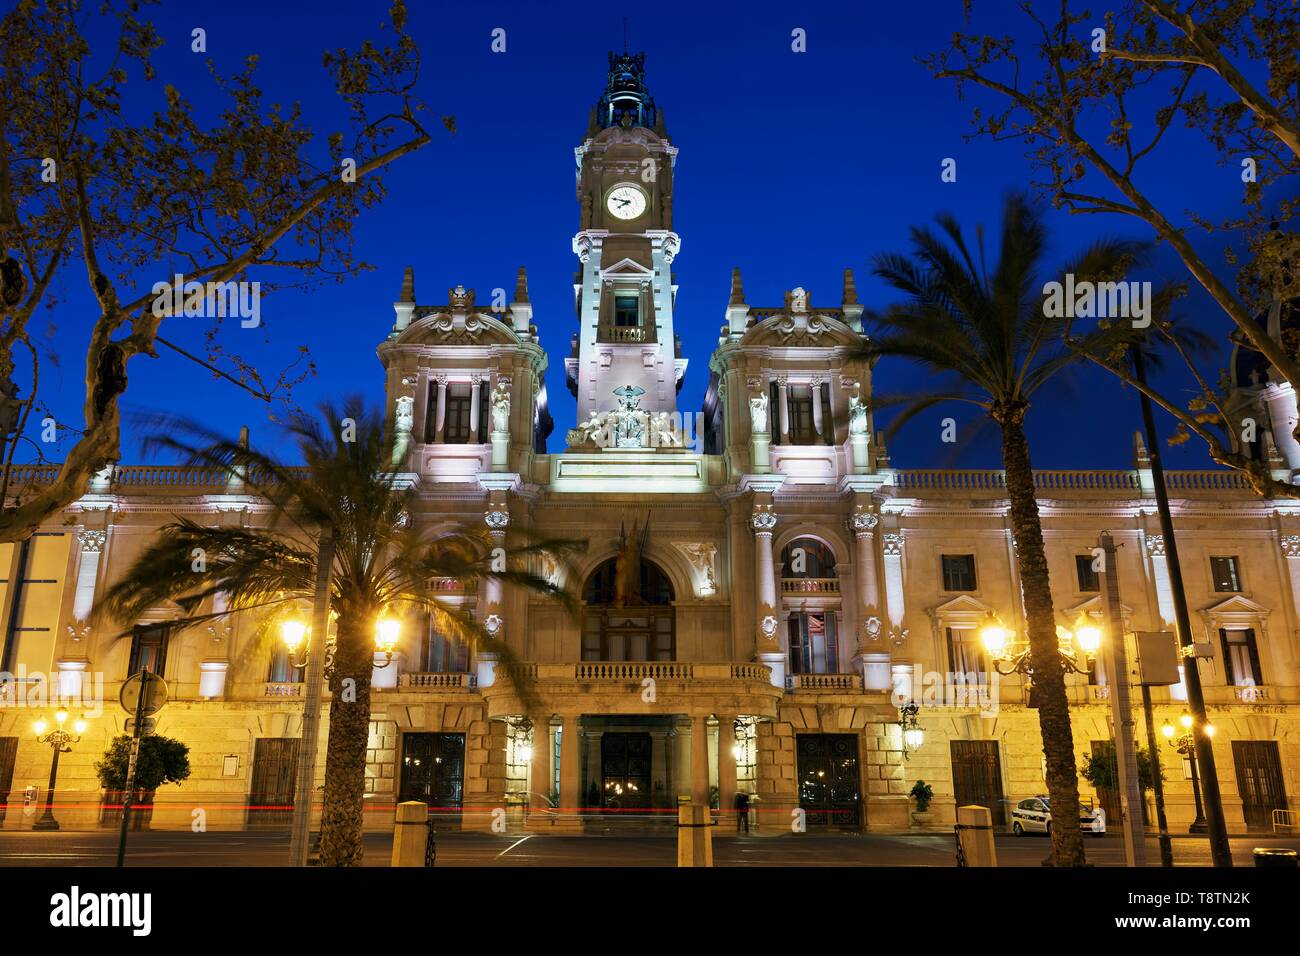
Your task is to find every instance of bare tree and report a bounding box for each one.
[926,0,1299,495]
[0,0,448,538]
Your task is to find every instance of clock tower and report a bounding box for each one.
[565,52,686,433]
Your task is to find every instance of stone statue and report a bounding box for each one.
[490,380,511,434]
[748,391,769,435]
[650,411,680,447]
[394,395,414,434]
[848,385,868,436]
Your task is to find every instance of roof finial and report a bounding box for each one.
[399,265,415,304]
[842,268,859,306]
[515,266,530,303]
[729,267,745,305]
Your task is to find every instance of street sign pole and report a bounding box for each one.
[116,671,149,868]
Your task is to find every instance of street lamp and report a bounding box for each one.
[898,701,923,759]
[374,614,401,668]
[980,612,1098,677]
[32,710,87,831]
[280,617,310,668]
[1162,711,1214,834]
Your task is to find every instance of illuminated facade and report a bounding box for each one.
[0,53,1296,839]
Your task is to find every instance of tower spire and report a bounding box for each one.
[729,267,745,305]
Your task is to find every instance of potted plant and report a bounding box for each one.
[96,734,191,830]
[909,779,935,827]
[1080,741,1162,826]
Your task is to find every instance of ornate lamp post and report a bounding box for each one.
[898,701,924,760]
[374,614,401,668]
[32,710,88,831]
[1162,712,1214,834]
[979,612,1100,677]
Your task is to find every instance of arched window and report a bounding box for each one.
[581,558,675,661]
[780,537,837,582]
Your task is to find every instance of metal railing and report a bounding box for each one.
[1273,809,1299,833]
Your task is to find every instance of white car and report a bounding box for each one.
[1011,796,1106,837]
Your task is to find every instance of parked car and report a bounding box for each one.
[1011,796,1106,837]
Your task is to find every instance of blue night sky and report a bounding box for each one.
[34,0,1266,471]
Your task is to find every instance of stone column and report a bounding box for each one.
[469,377,482,439]
[480,503,510,688]
[559,715,582,820]
[716,714,738,822]
[691,714,710,806]
[530,717,552,809]
[849,509,882,658]
[777,377,790,444]
[751,503,784,688]
[881,533,906,641]
[672,719,691,800]
[433,375,448,443]
[810,379,824,442]
[584,729,603,809]
[1145,533,1176,629]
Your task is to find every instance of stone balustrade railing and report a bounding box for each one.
[400,672,477,689]
[264,682,304,697]
[892,469,1251,495]
[575,661,693,681]
[785,673,862,691]
[780,577,840,594]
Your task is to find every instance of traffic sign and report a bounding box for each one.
[120,672,168,717]
[125,717,157,735]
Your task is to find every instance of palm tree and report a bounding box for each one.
[864,193,1142,867]
[95,398,581,866]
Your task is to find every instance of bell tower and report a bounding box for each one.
[565,52,686,432]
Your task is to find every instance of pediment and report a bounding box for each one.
[741,311,862,348]
[599,257,654,278]
[929,594,994,622]
[397,310,519,347]
[1200,594,1270,618]
[1063,595,1136,620]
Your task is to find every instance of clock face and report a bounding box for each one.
[606,185,647,221]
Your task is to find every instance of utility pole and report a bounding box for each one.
[288,530,334,866]
[1140,681,1175,866]
[1132,348,1233,866]
[1097,532,1146,867]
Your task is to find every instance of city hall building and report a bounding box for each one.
[0,54,1296,837]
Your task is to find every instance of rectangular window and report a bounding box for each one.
[422,617,470,672]
[443,384,472,443]
[614,294,639,327]
[1210,556,1241,592]
[128,624,169,677]
[1075,555,1100,592]
[1220,628,1263,687]
[787,612,839,675]
[266,646,304,684]
[786,385,816,444]
[941,554,977,592]
[946,627,986,680]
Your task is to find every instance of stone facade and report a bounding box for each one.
[0,53,1296,839]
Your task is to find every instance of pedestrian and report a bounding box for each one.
[734,791,750,834]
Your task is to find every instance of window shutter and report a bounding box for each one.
[1245,628,1264,686]
[1219,628,1235,685]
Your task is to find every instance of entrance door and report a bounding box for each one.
[399,733,466,822]
[1233,740,1288,830]
[248,737,298,825]
[0,737,16,825]
[601,732,652,811]
[951,740,1006,826]
[795,734,861,827]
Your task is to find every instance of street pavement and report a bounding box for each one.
[0,827,1295,867]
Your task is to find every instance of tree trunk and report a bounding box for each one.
[997,408,1086,867]
[317,615,373,867]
